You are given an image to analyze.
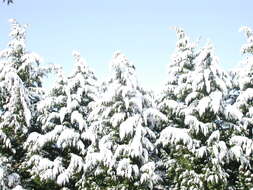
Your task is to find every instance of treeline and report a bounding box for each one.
[0,19,253,190]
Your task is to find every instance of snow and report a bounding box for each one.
[158,99,181,114]
[230,135,253,156]
[236,88,253,107]
[110,112,126,128]
[240,26,253,54]
[225,104,243,121]
[12,185,25,190]
[143,108,167,125]
[185,92,198,105]
[71,110,86,131]
[7,173,20,188]
[196,146,207,158]
[57,128,79,148]
[210,91,222,114]
[204,69,211,93]
[229,146,243,162]
[57,170,70,185]
[119,115,139,140]
[197,96,210,116]
[117,158,136,179]
[207,130,220,146]
[0,130,11,149]
[5,71,32,127]
[2,19,253,190]
[215,76,228,94]
[81,128,96,144]
[216,141,228,163]
[140,162,160,189]
[185,115,209,136]
[157,127,193,148]
[130,124,143,159]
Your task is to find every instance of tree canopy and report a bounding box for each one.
[1,19,253,190]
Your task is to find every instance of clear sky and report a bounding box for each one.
[0,0,252,90]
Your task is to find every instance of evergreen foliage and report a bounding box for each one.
[157,29,236,189]
[226,26,253,189]
[25,51,98,189]
[80,52,162,190]
[0,19,50,189]
[1,19,253,189]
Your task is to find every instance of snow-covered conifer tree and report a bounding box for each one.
[80,52,163,190]
[184,43,231,189]
[158,28,198,123]
[25,51,98,189]
[159,27,197,103]
[157,31,232,188]
[227,26,253,189]
[0,19,50,189]
[156,28,199,188]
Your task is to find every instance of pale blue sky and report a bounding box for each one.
[0,0,252,90]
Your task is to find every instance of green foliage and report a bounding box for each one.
[1,20,253,190]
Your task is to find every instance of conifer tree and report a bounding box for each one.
[25,52,98,189]
[184,43,231,189]
[80,52,163,190]
[3,18,253,189]
[157,28,232,188]
[158,28,198,125]
[159,28,197,103]
[156,28,199,188]
[0,19,49,189]
[227,26,253,189]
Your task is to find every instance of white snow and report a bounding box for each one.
[197,97,210,116]
[157,126,193,148]
[119,115,139,140]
